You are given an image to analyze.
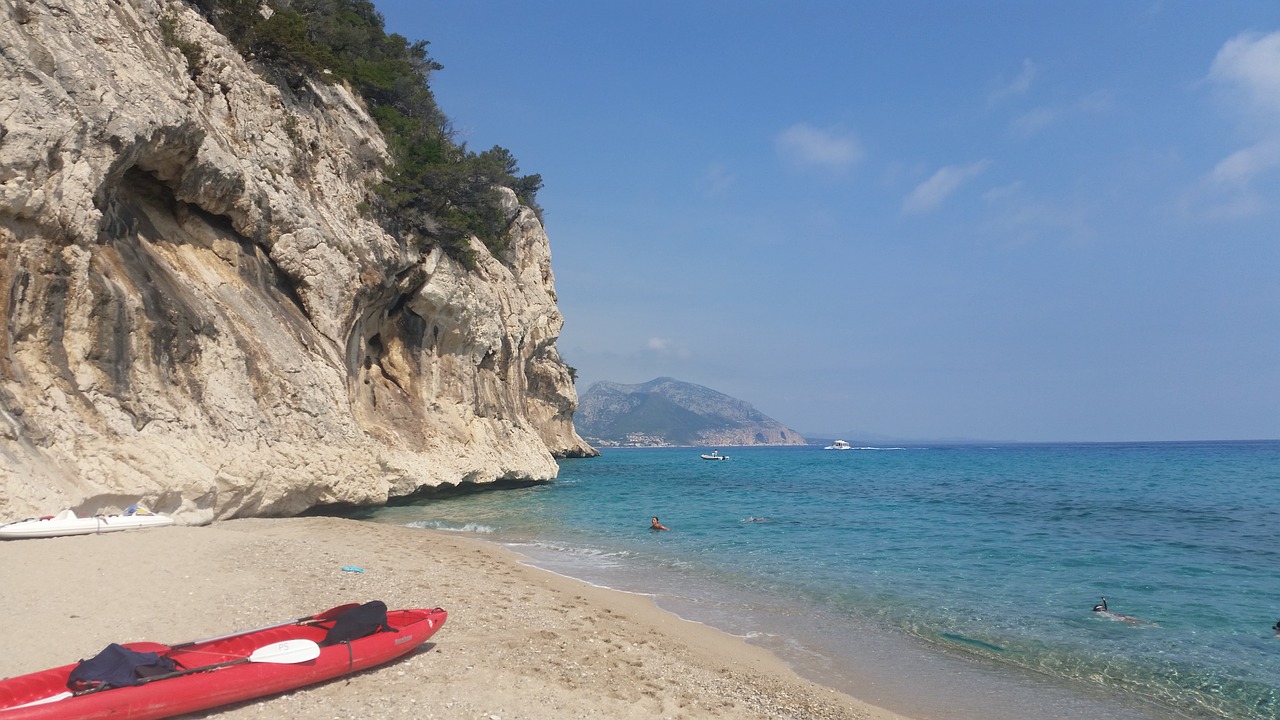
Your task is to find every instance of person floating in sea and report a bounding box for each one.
[741,517,768,523]
[650,516,669,531]
[1272,620,1280,638]
[1091,596,1156,626]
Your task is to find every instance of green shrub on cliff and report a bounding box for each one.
[190,0,542,269]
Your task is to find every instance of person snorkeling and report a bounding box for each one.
[1092,596,1155,626]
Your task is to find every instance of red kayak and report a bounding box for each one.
[0,603,446,719]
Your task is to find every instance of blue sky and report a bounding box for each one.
[373,1,1279,442]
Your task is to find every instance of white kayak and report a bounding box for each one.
[0,509,173,539]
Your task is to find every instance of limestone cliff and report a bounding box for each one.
[0,0,595,523]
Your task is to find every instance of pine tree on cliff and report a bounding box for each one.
[188,0,543,270]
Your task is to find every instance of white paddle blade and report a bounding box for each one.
[248,639,321,664]
[10,691,73,709]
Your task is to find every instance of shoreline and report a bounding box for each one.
[495,529,1172,720]
[0,517,911,720]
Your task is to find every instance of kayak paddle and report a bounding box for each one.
[7,639,323,709]
[170,603,359,649]
[140,639,322,683]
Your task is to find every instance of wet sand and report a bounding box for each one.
[0,517,913,719]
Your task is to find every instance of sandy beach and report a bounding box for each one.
[0,517,912,720]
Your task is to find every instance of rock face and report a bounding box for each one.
[576,378,807,447]
[0,0,595,523]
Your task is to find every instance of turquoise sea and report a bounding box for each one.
[356,441,1280,720]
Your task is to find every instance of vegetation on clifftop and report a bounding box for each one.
[190,0,542,269]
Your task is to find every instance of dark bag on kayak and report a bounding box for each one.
[67,643,178,690]
[322,600,395,646]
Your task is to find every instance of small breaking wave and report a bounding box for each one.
[405,519,495,534]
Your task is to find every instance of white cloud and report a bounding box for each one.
[1210,30,1280,119]
[902,160,992,214]
[1076,90,1115,114]
[642,336,692,362]
[989,59,1037,105]
[1209,139,1280,188]
[775,123,864,173]
[981,199,1095,249]
[1011,107,1058,137]
[1010,91,1112,138]
[1187,138,1280,220]
[698,163,737,196]
[983,181,1024,202]
[1195,30,1280,217]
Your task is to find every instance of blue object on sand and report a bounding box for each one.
[341,566,364,573]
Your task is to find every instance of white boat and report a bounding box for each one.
[700,450,730,460]
[825,440,853,450]
[0,508,174,539]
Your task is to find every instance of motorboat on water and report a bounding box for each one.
[824,440,852,450]
[700,450,730,460]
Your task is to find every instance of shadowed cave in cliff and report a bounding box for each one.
[302,477,548,518]
[354,288,428,413]
[98,165,311,322]
[88,167,216,394]
[79,163,332,422]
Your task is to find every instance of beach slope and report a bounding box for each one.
[0,517,908,720]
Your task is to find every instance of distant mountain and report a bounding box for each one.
[576,377,807,447]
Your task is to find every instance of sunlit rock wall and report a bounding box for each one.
[0,0,594,523]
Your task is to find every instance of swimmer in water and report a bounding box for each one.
[1272,620,1280,638]
[1092,596,1155,626]
[650,516,668,531]
[741,517,768,523]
